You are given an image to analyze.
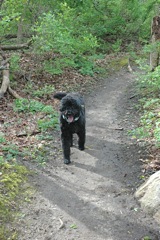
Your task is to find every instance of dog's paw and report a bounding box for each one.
[64,159,71,164]
[79,146,85,151]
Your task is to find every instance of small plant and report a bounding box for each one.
[23,145,48,166]
[14,98,55,114]
[0,132,6,143]
[70,224,78,229]
[75,56,95,76]
[36,134,53,141]
[32,85,55,98]
[2,143,20,161]
[38,118,58,131]
[43,60,63,75]
[112,39,122,53]
[10,54,20,72]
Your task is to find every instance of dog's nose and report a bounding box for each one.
[67,110,72,115]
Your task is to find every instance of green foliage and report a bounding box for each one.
[37,115,59,131]
[10,54,20,72]
[112,39,122,53]
[32,8,98,75]
[23,144,48,166]
[131,56,160,144]
[131,97,160,143]
[70,223,78,229]
[0,11,21,38]
[32,85,55,97]
[13,98,59,130]
[2,143,20,161]
[14,98,54,114]
[43,60,63,75]
[136,57,160,93]
[25,146,47,165]
[0,132,6,143]
[33,10,98,54]
[0,158,29,240]
[142,236,152,240]
[1,0,159,72]
[74,56,95,76]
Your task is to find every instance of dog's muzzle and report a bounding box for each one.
[62,114,79,123]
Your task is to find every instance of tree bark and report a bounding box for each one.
[0,40,31,98]
[17,17,23,44]
[150,16,160,71]
[0,63,10,98]
[0,57,21,99]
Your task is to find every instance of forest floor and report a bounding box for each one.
[1,54,160,240]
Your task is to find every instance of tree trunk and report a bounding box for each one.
[17,17,23,44]
[0,40,31,98]
[150,16,160,71]
[0,57,21,99]
[0,63,10,98]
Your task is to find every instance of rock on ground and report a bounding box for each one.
[135,170,160,224]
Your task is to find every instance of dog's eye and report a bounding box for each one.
[60,107,66,112]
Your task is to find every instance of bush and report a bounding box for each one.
[32,6,98,75]
[132,55,160,144]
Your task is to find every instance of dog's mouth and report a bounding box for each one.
[67,115,74,123]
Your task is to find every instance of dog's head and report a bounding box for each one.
[60,96,81,124]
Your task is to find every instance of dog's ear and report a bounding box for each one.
[54,92,67,100]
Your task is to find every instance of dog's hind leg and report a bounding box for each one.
[70,134,73,147]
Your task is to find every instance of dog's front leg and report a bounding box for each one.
[61,133,71,164]
[77,130,85,151]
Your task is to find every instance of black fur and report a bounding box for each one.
[54,92,86,164]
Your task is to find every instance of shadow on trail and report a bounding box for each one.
[85,135,143,188]
[36,165,158,240]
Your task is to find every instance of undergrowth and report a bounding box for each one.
[0,96,59,239]
[131,58,160,145]
[14,98,59,131]
[0,157,31,240]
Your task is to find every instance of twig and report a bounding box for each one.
[16,130,41,137]
[129,94,138,99]
[128,58,133,72]
[114,127,123,131]
[58,218,65,229]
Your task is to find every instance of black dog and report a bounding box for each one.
[54,92,86,164]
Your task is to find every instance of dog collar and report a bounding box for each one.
[62,115,80,123]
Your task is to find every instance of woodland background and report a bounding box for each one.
[1,1,160,239]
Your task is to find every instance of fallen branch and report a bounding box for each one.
[8,86,21,99]
[0,40,32,51]
[16,130,41,137]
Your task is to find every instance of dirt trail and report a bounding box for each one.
[18,69,160,240]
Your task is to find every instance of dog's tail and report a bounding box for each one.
[53,92,67,100]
